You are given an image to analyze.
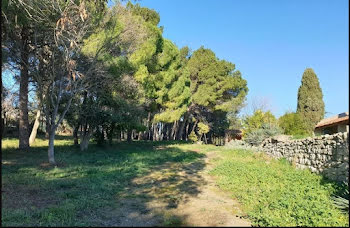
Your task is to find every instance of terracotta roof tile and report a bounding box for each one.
[315,112,349,128]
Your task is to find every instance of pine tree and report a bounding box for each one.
[296,68,325,133]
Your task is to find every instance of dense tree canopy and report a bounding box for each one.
[296,68,325,133]
[2,1,248,163]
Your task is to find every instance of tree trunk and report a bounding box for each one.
[116,130,121,141]
[185,121,190,141]
[81,137,89,150]
[29,109,41,145]
[204,133,207,144]
[19,27,30,149]
[138,132,142,141]
[190,120,198,135]
[152,123,157,141]
[45,111,50,138]
[48,128,56,164]
[168,123,171,140]
[147,112,151,140]
[73,125,79,145]
[161,123,165,141]
[107,124,114,144]
[80,136,90,151]
[80,123,92,151]
[208,133,213,144]
[127,129,132,142]
[177,114,188,140]
[80,130,91,151]
[171,121,178,140]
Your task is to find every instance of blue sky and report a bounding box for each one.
[113,0,349,118]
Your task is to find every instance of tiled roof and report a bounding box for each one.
[315,112,349,128]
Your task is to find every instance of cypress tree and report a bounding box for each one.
[296,68,325,132]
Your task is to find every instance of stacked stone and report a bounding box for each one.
[260,132,349,182]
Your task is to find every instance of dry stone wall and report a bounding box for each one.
[260,132,349,182]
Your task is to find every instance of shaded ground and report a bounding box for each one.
[97,149,250,227]
[2,139,250,227]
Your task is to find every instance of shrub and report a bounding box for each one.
[278,112,309,136]
[197,122,210,135]
[197,122,210,143]
[244,123,281,146]
[243,109,278,134]
[188,131,198,142]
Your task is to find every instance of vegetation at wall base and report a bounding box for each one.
[244,123,281,146]
[210,148,349,227]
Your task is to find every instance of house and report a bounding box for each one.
[314,112,349,135]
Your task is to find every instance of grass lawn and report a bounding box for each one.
[1,136,212,226]
[2,136,348,227]
[209,148,349,227]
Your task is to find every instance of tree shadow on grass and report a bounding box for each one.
[2,140,207,227]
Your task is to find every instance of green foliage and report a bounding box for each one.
[3,0,249,149]
[332,182,349,213]
[244,123,281,146]
[187,47,248,112]
[278,112,309,136]
[210,149,349,227]
[180,46,248,138]
[152,43,191,123]
[188,131,198,142]
[297,68,325,132]
[243,109,278,134]
[197,122,210,135]
[126,2,160,26]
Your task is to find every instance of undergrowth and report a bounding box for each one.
[209,149,349,227]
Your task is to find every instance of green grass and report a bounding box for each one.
[209,148,349,227]
[1,136,206,226]
[2,137,348,227]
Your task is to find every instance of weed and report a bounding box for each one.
[209,148,349,226]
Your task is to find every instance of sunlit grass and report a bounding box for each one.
[210,148,349,227]
[2,136,73,149]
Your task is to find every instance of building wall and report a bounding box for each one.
[337,124,349,133]
[260,132,349,182]
[315,124,349,135]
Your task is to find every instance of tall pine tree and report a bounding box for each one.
[296,68,325,133]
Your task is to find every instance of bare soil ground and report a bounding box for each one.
[97,149,251,227]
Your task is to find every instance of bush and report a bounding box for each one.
[188,131,198,142]
[278,112,309,136]
[244,123,281,146]
[243,109,278,135]
[197,122,210,135]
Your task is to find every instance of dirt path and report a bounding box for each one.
[98,149,251,227]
